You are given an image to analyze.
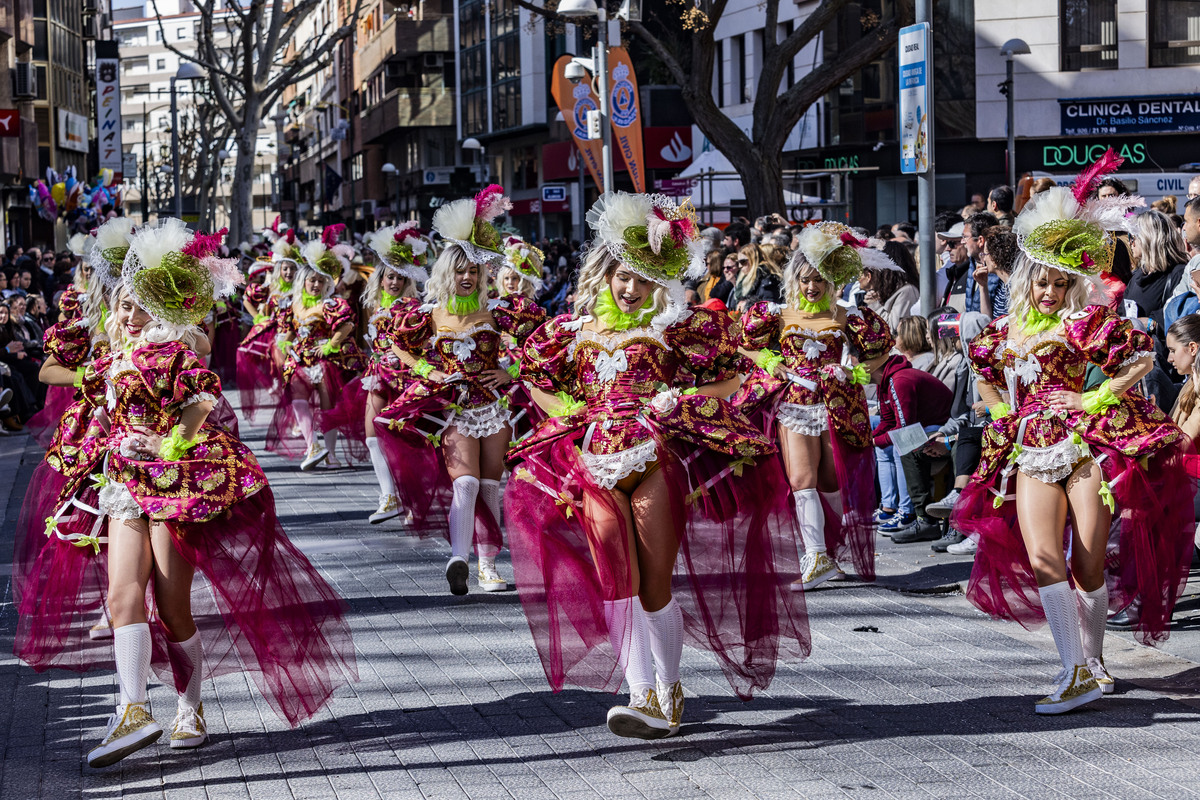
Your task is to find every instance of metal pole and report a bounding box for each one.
[577,145,585,243]
[1006,56,1016,190]
[596,8,613,194]
[916,0,937,315]
[170,76,182,219]
[317,113,325,227]
[142,101,149,222]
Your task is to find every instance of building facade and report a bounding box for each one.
[1,0,41,247]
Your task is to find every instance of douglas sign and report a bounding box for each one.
[1061,95,1200,136]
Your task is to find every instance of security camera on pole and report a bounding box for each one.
[558,0,614,194]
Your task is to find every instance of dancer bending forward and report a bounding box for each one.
[953,153,1193,714]
[506,192,810,740]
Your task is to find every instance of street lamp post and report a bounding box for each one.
[1000,38,1031,190]
[382,162,400,221]
[463,137,484,186]
[558,0,614,193]
[170,62,207,220]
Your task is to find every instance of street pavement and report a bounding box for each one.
[4,407,1200,799]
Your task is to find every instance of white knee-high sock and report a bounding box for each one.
[322,428,339,456]
[1039,581,1086,670]
[113,623,152,707]
[448,475,479,559]
[820,490,844,525]
[177,632,203,710]
[292,399,314,446]
[1076,584,1108,662]
[366,437,397,496]
[603,598,654,693]
[478,479,501,526]
[794,488,825,554]
[643,597,684,685]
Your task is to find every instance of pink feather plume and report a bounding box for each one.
[839,231,868,248]
[474,184,512,222]
[284,229,295,244]
[1072,148,1124,206]
[394,220,422,243]
[322,224,346,247]
[200,254,244,289]
[182,227,228,259]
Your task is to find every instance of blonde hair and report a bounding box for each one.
[895,316,932,355]
[1136,209,1189,274]
[269,258,297,294]
[360,263,418,313]
[292,266,335,309]
[734,244,766,295]
[573,247,668,319]
[1006,254,1093,329]
[423,243,492,308]
[105,286,202,350]
[782,249,836,308]
[82,282,110,339]
[758,243,787,277]
[496,265,538,300]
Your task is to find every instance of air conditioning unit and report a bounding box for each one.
[422,53,444,69]
[385,61,406,79]
[15,62,37,98]
[361,200,376,216]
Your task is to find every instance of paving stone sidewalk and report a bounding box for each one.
[3,415,1200,799]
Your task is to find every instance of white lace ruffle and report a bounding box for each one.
[1119,350,1154,369]
[98,481,143,520]
[1015,436,1086,485]
[362,375,381,392]
[181,392,216,408]
[451,401,511,439]
[776,402,828,437]
[582,438,658,490]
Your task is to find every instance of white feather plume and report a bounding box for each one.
[301,239,327,269]
[587,192,651,248]
[796,225,842,270]
[66,233,88,257]
[126,217,190,272]
[271,237,297,263]
[860,246,904,272]
[432,198,476,242]
[1013,187,1080,238]
[364,226,397,258]
[1080,194,1146,234]
[685,238,707,282]
[94,216,135,251]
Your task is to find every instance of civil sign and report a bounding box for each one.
[898,22,931,175]
[541,185,567,203]
[1060,95,1200,136]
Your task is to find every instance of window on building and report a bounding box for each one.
[729,35,745,105]
[714,39,724,104]
[155,28,162,41]
[177,27,186,39]
[350,153,363,182]
[124,118,137,131]
[156,58,166,70]
[1149,0,1200,67]
[1060,0,1117,71]
[779,21,795,89]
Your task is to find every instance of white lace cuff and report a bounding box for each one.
[1118,350,1154,370]
[181,392,216,408]
[776,402,828,437]
[582,438,658,490]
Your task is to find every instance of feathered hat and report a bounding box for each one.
[271,227,303,266]
[301,224,353,284]
[249,256,274,279]
[121,220,242,327]
[88,216,136,289]
[586,191,705,286]
[66,232,89,258]
[501,236,545,291]
[1014,148,1144,277]
[364,221,430,283]
[260,215,283,244]
[431,184,511,266]
[794,222,888,285]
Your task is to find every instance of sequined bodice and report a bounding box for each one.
[433,324,503,377]
[1001,333,1087,409]
[107,361,186,436]
[294,308,338,342]
[780,325,847,372]
[573,329,673,418]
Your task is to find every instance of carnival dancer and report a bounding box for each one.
[373,186,544,594]
[268,224,367,469]
[496,236,548,443]
[505,192,810,739]
[735,224,896,590]
[27,232,102,448]
[952,150,1194,714]
[236,231,300,422]
[14,218,357,767]
[351,222,430,524]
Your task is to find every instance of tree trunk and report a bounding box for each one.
[727,150,784,221]
[229,100,259,243]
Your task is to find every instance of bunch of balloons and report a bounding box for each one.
[28,167,123,225]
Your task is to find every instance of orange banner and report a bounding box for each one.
[550,54,606,193]
[606,47,645,194]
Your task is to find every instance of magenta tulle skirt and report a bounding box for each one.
[735,384,877,581]
[236,323,281,422]
[504,429,810,698]
[266,363,366,464]
[211,317,241,391]
[953,443,1195,646]
[14,481,358,727]
[373,398,503,554]
[27,385,76,449]
[320,362,407,444]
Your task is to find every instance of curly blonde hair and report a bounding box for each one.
[573,247,669,320]
[423,244,492,308]
[497,265,538,300]
[361,263,419,313]
[782,249,836,308]
[1006,253,1093,329]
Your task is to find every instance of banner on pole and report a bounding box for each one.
[96,57,124,178]
[606,47,645,193]
[898,23,931,175]
[550,54,606,193]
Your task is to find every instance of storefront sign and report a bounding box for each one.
[643,127,693,170]
[0,109,18,138]
[898,22,931,175]
[1042,141,1148,168]
[95,57,124,175]
[57,109,89,153]
[1060,95,1200,136]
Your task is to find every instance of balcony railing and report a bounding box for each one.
[360,87,453,141]
[355,14,451,78]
